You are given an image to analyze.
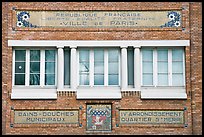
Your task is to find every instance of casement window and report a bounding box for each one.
[14,50,26,85]
[9,40,189,99]
[94,49,104,85]
[127,47,134,86]
[141,47,185,87]
[13,49,57,86]
[78,48,120,86]
[79,50,90,85]
[64,48,70,85]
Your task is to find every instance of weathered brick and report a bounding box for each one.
[2,2,202,135]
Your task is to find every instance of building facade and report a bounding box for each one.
[2,2,202,135]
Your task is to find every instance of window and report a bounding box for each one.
[45,50,56,85]
[127,47,134,86]
[172,49,184,86]
[157,49,168,86]
[108,49,119,85]
[64,48,70,85]
[79,50,90,85]
[141,47,185,87]
[30,50,40,85]
[15,50,26,85]
[78,48,119,86]
[14,49,56,86]
[142,49,153,85]
[94,49,104,85]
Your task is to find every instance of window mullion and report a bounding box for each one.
[168,49,172,86]
[90,49,94,87]
[25,49,30,86]
[40,50,45,87]
[183,48,185,86]
[153,48,157,87]
[12,49,15,86]
[104,49,108,86]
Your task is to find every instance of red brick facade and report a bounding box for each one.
[2,2,202,135]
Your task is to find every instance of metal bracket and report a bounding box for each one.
[10,123,14,128]
[182,27,186,31]
[79,106,83,110]
[12,27,16,31]
[12,7,16,11]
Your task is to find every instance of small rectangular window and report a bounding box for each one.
[15,50,26,85]
[127,47,134,85]
[94,49,104,85]
[79,50,90,85]
[172,49,184,86]
[142,49,153,85]
[64,49,70,85]
[108,49,119,85]
[157,49,168,86]
[45,50,56,85]
[30,50,40,85]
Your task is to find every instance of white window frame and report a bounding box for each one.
[140,47,186,99]
[77,48,121,88]
[141,47,185,87]
[9,40,190,99]
[63,48,71,87]
[11,47,57,99]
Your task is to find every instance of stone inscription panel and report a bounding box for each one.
[16,10,181,28]
[14,110,79,124]
[119,110,184,124]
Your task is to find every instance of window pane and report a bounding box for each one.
[128,48,134,85]
[15,62,25,73]
[143,74,153,85]
[79,62,89,72]
[79,50,89,61]
[108,74,118,85]
[45,62,55,73]
[30,74,40,85]
[30,62,40,73]
[158,74,168,86]
[45,74,55,85]
[172,62,183,73]
[15,74,25,85]
[64,49,70,85]
[108,50,118,61]
[157,50,168,61]
[94,75,104,85]
[143,62,153,73]
[94,62,104,74]
[80,74,89,85]
[45,50,55,61]
[142,49,153,61]
[30,50,40,61]
[172,74,183,86]
[15,50,26,61]
[94,50,104,61]
[158,62,168,73]
[108,62,118,74]
[172,49,183,61]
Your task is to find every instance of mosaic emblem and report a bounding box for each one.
[16,11,37,28]
[87,104,111,131]
[160,11,181,28]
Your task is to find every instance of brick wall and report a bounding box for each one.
[189,2,202,135]
[2,2,202,135]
